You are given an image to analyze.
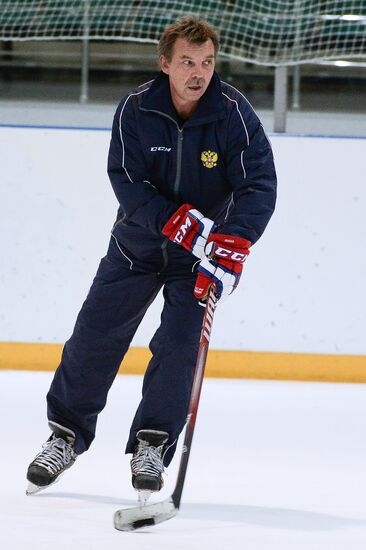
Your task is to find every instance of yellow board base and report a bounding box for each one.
[0,342,366,383]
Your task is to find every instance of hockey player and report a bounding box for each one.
[26,15,277,499]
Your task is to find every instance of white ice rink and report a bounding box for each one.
[1,370,366,550]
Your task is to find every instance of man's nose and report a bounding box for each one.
[190,65,204,79]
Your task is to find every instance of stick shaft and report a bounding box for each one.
[171,287,218,507]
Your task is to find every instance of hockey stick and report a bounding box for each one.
[114,285,218,531]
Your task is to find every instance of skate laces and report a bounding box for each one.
[131,441,166,478]
[33,435,76,475]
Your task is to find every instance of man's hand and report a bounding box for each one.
[162,203,216,259]
[194,234,251,301]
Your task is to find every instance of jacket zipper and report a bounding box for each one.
[174,128,184,201]
[140,108,184,200]
[160,238,169,271]
[140,107,184,271]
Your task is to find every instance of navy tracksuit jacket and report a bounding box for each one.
[47,71,277,465]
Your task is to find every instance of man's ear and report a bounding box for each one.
[160,55,170,74]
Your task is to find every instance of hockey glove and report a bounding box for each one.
[162,203,216,259]
[194,233,251,301]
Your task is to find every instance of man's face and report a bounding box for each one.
[160,38,216,114]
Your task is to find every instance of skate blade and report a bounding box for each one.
[26,472,63,496]
[26,481,48,496]
[138,490,153,508]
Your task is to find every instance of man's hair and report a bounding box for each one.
[158,15,220,62]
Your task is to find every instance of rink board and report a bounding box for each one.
[1,342,365,383]
[1,127,366,381]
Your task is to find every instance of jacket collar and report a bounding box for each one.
[140,71,226,127]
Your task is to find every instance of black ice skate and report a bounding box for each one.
[26,421,77,495]
[130,429,169,504]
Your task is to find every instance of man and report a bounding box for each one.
[26,15,276,499]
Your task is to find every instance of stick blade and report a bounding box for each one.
[113,497,177,531]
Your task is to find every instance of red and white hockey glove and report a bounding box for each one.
[162,203,216,259]
[194,234,251,301]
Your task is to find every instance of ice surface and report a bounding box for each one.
[1,370,366,550]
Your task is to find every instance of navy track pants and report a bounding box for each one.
[47,238,205,466]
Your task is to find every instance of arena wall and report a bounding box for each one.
[1,125,365,380]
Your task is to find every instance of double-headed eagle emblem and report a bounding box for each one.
[201,150,218,169]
